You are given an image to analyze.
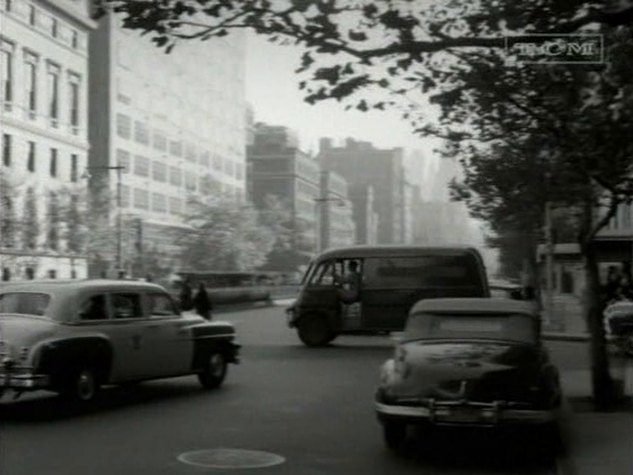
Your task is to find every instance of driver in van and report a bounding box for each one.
[334,260,362,303]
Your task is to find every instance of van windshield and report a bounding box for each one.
[363,255,483,289]
[0,293,51,316]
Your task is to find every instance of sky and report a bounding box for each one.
[244,33,440,183]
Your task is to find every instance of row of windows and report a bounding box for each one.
[2,133,80,180]
[114,115,244,178]
[119,185,184,215]
[2,0,86,52]
[115,148,244,183]
[1,39,83,132]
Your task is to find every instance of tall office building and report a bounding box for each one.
[318,138,407,244]
[318,170,355,251]
[0,0,95,281]
[89,14,247,276]
[247,123,320,267]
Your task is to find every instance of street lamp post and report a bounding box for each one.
[86,165,125,277]
[313,197,348,253]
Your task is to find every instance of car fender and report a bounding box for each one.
[33,335,113,387]
[190,321,239,370]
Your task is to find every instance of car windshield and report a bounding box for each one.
[0,292,51,317]
[403,312,536,344]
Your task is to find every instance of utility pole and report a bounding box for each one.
[544,200,556,329]
[86,165,126,277]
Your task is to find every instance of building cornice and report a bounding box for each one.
[40,0,98,30]
[2,115,90,151]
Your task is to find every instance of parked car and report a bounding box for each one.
[0,279,240,402]
[286,245,490,346]
[489,279,524,300]
[375,298,562,451]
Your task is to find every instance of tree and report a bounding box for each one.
[177,195,275,271]
[257,194,299,271]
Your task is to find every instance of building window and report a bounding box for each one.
[213,154,222,171]
[2,133,11,167]
[49,148,57,177]
[153,129,167,151]
[134,120,149,145]
[71,30,78,49]
[116,149,130,173]
[169,196,182,215]
[25,267,34,280]
[133,155,149,177]
[120,184,130,207]
[70,153,78,182]
[185,143,196,162]
[69,74,80,132]
[169,166,182,186]
[152,192,167,212]
[1,268,10,281]
[1,44,13,107]
[169,140,182,157]
[27,141,35,172]
[116,113,131,139]
[47,64,60,125]
[133,188,149,210]
[4,0,12,12]
[51,18,58,38]
[24,55,37,118]
[28,4,36,26]
[152,161,167,182]
[185,172,196,191]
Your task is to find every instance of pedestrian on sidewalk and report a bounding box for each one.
[179,278,194,312]
[193,283,214,320]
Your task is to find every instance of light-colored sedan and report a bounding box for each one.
[0,279,240,402]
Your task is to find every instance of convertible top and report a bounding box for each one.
[410,297,540,318]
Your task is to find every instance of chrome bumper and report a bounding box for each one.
[375,400,557,425]
[0,371,50,389]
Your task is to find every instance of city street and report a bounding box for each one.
[0,301,589,475]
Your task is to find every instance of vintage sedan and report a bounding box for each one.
[0,279,240,402]
[375,298,562,451]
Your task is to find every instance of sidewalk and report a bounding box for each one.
[559,364,633,475]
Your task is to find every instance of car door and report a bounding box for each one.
[298,259,341,319]
[360,256,429,331]
[144,292,193,377]
[107,291,154,380]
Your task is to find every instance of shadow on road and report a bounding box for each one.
[392,426,558,471]
[0,379,235,423]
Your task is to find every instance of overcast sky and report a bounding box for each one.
[244,33,437,160]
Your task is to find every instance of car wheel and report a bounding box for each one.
[63,367,100,403]
[383,421,407,450]
[297,316,332,347]
[198,352,227,389]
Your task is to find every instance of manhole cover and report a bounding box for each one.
[178,448,286,469]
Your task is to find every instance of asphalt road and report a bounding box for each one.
[0,302,572,475]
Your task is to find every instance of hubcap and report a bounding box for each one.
[209,354,225,378]
[77,370,95,400]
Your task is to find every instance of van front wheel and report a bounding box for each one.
[297,316,332,347]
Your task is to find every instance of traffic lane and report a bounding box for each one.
[1,350,556,475]
[0,305,556,475]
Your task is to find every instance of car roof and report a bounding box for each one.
[0,279,166,294]
[410,297,539,317]
[316,245,483,260]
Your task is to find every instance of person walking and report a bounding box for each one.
[179,279,194,312]
[193,282,213,320]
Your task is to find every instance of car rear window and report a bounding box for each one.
[404,313,536,344]
[363,255,483,289]
[0,292,51,316]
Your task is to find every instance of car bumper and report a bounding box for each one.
[0,371,50,390]
[375,400,557,426]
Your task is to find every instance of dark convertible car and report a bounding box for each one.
[375,298,562,451]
